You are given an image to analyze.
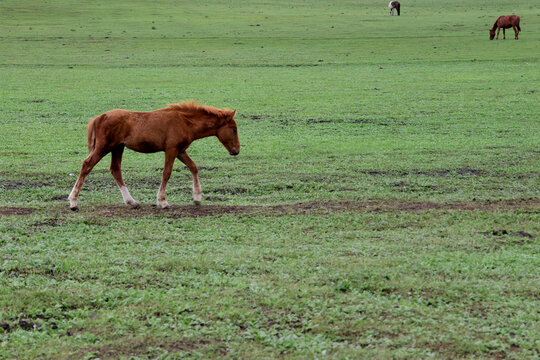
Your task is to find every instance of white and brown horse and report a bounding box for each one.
[68,101,240,210]
[389,1,400,16]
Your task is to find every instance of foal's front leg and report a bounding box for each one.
[178,152,202,205]
[157,148,178,209]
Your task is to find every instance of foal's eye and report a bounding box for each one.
[233,128,237,134]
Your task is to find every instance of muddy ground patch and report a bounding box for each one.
[1,198,538,219]
[0,207,35,216]
[74,198,540,218]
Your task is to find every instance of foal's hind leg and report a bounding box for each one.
[68,148,107,210]
[156,148,178,209]
[513,25,518,39]
[178,152,202,205]
[110,146,139,208]
[503,28,506,39]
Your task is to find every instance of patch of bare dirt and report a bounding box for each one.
[33,219,62,227]
[359,168,486,177]
[198,166,219,171]
[0,207,34,216]
[478,229,535,240]
[246,114,273,121]
[47,195,69,202]
[212,187,248,195]
[3,198,538,218]
[0,180,52,189]
[0,319,43,333]
[87,198,540,218]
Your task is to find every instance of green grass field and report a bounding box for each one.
[1,0,539,358]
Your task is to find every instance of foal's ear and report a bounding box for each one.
[231,109,237,117]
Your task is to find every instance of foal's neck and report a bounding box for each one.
[186,113,225,140]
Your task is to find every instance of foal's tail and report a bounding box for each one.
[517,23,521,33]
[87,114,104,153]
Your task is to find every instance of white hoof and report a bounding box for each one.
[69,197,78,210]
[126,200,140,208]
[157,200,170,209]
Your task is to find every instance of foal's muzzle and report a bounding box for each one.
[230,149,240,156]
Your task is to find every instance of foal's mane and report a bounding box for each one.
[491,18,499,31]
[166,100,229,117]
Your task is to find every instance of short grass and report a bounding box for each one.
[1,0,539,358]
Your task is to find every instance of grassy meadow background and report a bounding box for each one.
[1,0,539,358]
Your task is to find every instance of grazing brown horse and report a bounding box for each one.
[389,1,400,16]
[68,100,240,210]
[490,15,521,40]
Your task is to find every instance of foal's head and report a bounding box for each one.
[489,28,496,40]
[216,109,240,156]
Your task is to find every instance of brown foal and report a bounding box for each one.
[68,100,240,210]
